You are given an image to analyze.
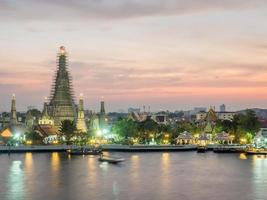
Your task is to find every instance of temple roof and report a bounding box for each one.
[0,128,12,138]
[177,131,193,140]
[35,125,57,137]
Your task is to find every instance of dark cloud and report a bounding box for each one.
[1,0,266,21]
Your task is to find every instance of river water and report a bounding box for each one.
[0,152,266,200]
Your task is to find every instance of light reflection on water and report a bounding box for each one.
[0,152,267,200]
[6,160,26,200]
[252,155,267,200]
[239,153,247,160]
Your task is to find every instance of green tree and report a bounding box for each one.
[238,109,260,135]
[225,110,260,143]
[59,120,77,145]
[111,118,138,142]
[137,118,158,144]
[25,131,43,144]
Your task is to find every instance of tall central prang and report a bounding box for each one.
[49,46,76,128]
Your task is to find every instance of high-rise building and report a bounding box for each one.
[220,104,226,112]
[48,46,76,129]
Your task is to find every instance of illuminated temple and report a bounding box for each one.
[48,46,76,128]
[38,46,87,134]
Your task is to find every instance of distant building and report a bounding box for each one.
[217,112,235,121]
[254,128,267,148]
[220,104,226,112]
[128,108,141,113]
[196,107,235,121]
[191,107,206,115]
[151,113,168,125]
[99,101,108,130]
[0,94,27,143]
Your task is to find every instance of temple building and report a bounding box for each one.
[39,99,54,126]
[0,94,27,143]
[196,106,235,122]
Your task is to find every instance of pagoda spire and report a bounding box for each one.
[42,97,49,118]
[99,100,107,130]
[48,46,76,128]
[76,93,87,133]
[10,94,17,125]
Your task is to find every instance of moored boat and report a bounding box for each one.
[213,145,246,153]
[246,149,267,155]
[197,145,207,153]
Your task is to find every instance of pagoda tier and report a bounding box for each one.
[48,46,76,128]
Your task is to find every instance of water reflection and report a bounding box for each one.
[50,152,60,189]
[112,181,119,200]
[239,153,247,160]
[6,161,25,200]
[130,155,140,190]
[251,155,267,200]
[161,153,170,195]
[25,153,33,171]
[87,156,98,187]
[51,152,60,173]
[1,152,267,200]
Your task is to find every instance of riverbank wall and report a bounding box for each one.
[0,144,246,153]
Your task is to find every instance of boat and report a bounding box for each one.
[246,148,267,155]
[213,145,246,153]
[98,154,125,164]
[197,145,207,153]
[67,147,102,155]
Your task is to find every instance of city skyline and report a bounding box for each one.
[1,0,267,111]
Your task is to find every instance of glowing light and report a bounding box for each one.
[13,133,20,140]
[59,46,66,55]
[26,140,32,145]
[52,140,58,144]
[97,130,102,136]
[103,129,108,134]
[240,138,247,144]
[132,138,138,143]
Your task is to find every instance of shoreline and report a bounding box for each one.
[0,144,246,153]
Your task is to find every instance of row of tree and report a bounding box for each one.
[111,109,261,144]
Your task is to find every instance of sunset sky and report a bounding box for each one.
[1,0,267,112]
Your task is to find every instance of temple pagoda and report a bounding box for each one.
[48,46,76,129]
[76,94,87,133]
